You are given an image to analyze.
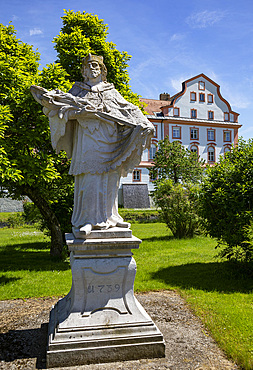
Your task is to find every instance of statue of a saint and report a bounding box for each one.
[30,54,154,235]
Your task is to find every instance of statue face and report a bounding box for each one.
[87,61,102,80]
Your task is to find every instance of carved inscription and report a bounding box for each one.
[87,284,121,294]
[82,266,129,316]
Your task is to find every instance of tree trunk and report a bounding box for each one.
[23,186,63,258]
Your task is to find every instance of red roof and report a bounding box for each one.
[139,98,171,115]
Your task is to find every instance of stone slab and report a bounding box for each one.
[122,184,150,209]
[72,226,132,240]
[47,233,165,367]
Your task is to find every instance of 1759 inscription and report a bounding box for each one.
[88,284,121,294]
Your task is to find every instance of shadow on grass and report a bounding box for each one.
[152,261,253,293]
[141,235,174,242]
[0,275,21,285]
[0,242,70,272]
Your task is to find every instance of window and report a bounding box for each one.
[153,124,157,138]
[230,114,234,122]
[133,169,141,181]
[149,143,157,160]
[190,128,199,140]
[199,81,205,90]
[224,146,231,154]
[208,94,213,103]
[224,130,231,142]
[208,110,214,120]
[172,126,181,139]
[208,147,215,162]
[199,93,205,102]
[207,129,215,141]
[191,109,197,119]
[224,112,229,121]
[191,145,198,154]
[173,107,179,116]
[190,92,196,101]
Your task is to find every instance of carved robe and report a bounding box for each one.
[31,81,154,229]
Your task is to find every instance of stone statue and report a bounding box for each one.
[30,54,154,236]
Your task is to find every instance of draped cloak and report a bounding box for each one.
[30,81,154,229]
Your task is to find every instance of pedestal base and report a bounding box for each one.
[47,229,165,368]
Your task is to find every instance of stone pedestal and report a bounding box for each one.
[46,228,165,368]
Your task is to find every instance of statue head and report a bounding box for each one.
[81,54,107,82]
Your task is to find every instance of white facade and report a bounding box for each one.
[119,73,242,196]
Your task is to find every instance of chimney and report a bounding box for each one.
[159,92,170,101]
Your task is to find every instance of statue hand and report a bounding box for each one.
[141,126,154,136]
[68,107,96,120]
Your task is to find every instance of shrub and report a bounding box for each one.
[200,138,253,261]
[7,213,26,228]
[152,179,201,238]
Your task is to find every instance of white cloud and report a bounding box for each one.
[29,28,43,36]
[12,15,19,21]
[170,76,189,92]
[170,33,185,42]
[186,10,226,29]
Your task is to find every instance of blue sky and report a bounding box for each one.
[1,0,253,139]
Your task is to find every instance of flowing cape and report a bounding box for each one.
[30,82,154,176]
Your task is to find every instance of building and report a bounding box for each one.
[119,73,242,201]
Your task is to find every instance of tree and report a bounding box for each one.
[151,138,204,238]
[200,138,253,261]
[149,137,205,184]
[0,23,72,257]
[53,10,141,107]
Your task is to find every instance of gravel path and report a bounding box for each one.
[0,291,239,369]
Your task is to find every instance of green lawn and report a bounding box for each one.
[0,222,252,369]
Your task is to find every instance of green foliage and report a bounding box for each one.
[6,213,26,228]
[53,9,142,107]
[0,106,23,182]
[150,137,205,184]
[152,179,201,238]
[200,138,253,262]
[150,138,204,238]
[0,23,74,257]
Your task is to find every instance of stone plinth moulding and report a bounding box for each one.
[46,228,165,368]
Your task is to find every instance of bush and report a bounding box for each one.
[200,138,253,261]
[7,213,26,228]
[152,180,201,238]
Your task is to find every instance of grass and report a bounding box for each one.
[0,227,71,299]
[0,222,253,368]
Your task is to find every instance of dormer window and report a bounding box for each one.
[173,107,180,116]
[208,111,214,120]
[224,112,229,121]
[199,81,205,90]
